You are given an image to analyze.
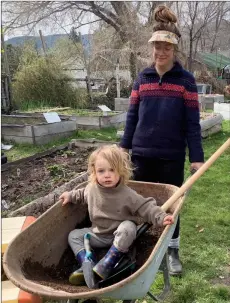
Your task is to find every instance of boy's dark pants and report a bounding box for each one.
[131,155,184,239]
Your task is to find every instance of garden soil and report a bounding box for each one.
[23,228,163,293]
[1,146,95,217]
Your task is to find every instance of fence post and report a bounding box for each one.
[116,59,120,98]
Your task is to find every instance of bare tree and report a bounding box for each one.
[3,1,229,76]
[1,1,162,82]
[209,2,230,52]
[181,2,221,71]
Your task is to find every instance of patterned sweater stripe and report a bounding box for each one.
[130,89,140,104]
[121,62,204,163]
[140,83,185,92]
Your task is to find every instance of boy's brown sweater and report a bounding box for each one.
[71,182,167,235]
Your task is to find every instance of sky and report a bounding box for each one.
[1,1,98,40]
[4,23,92,40]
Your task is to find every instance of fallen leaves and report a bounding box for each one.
[195,224,205,233]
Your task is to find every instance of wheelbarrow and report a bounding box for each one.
[3,139,230,302]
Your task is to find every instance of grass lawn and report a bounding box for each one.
[2,121,230,302]
[150,121,230,302]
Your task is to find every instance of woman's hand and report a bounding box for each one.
[190,162,203,173]
[60,191,72,206]
[163,215,174,226]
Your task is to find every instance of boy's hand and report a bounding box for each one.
[60,191,72,206]
[163,215,174,226]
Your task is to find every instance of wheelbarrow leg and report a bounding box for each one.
[147,291,159,301]
[147,253,171,302]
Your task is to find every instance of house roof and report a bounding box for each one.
[197,52,230,71]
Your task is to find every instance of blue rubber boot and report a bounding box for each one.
[93,245,124,280]
[69,249,86,285]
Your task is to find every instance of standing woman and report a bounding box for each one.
[120,5,204,276]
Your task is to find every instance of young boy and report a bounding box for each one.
[60,145,174,285]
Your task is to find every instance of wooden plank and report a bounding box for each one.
[32,121,76,136]
[1,135,33,144]
[34,131,76,145]
[2,280,20,303]
[70,138,118,148]
[74,116,100,126]
[2,217,36,253]
[2,281,42,303]
[2,229,22,253]
[1,125,32,136]
[1,115,46,124]
[2,217,26,230]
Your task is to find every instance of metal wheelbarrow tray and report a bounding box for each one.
[3,180,183,301]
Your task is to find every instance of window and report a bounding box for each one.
[197,84,204,94]
[206,85,211,94]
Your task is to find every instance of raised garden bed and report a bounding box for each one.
[115,96,226,112]
[198,94,225,110]
[13,111,127,130]
[68,112,126,129]
[17,108,119,116]
[200,113,224,138]
[1,114,76,144]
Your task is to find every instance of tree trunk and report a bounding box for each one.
[194,33,201,58]
[188,33,193,72]
[129,51,137,83]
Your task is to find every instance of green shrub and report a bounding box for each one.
[89,93,115,110]
[120,85,132,98]
[12,50,88,110]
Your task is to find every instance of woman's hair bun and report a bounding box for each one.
[154,5,177,24]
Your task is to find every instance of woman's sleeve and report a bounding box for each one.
[183,75,204,163]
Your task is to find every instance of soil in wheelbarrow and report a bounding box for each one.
[23,227,164,293]
[1,146,95,217]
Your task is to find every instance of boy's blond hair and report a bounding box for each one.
[88,144,133,184]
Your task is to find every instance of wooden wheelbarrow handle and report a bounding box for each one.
[161,138,230,212]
